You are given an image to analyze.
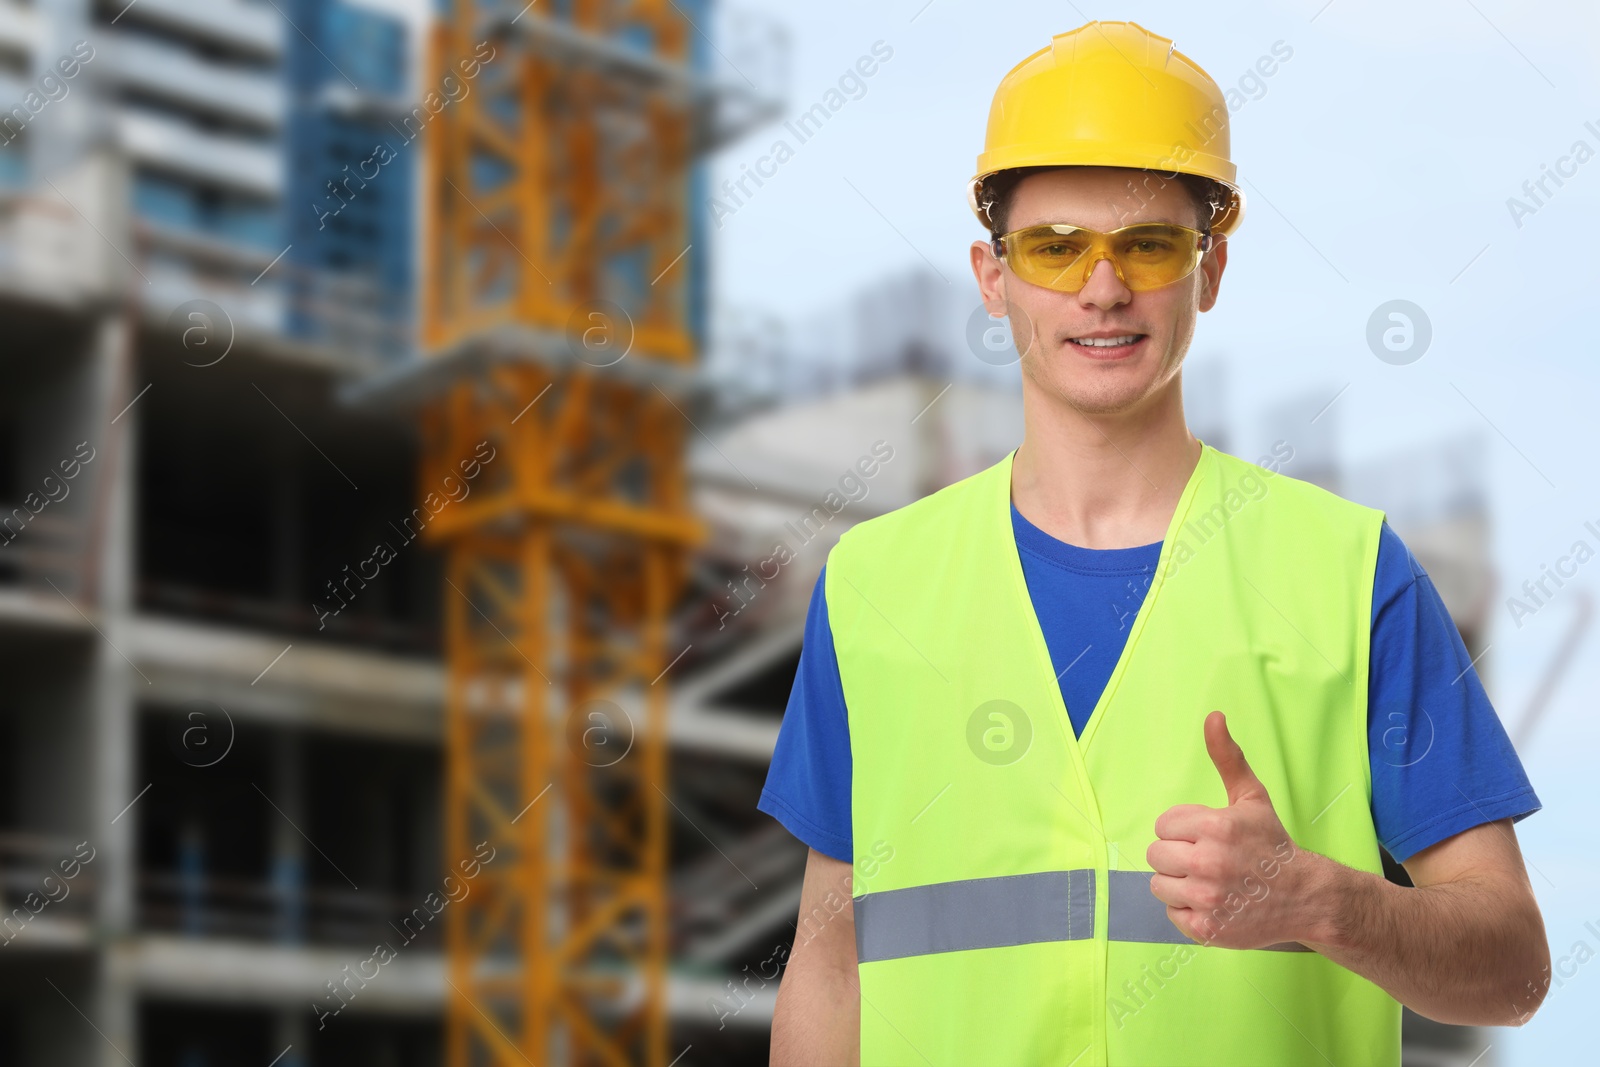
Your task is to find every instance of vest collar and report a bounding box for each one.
[990,440,1217,751]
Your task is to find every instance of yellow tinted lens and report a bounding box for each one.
[1009,226,1093,289]
[1115,224,1196,289]
[1005,223,1201,292]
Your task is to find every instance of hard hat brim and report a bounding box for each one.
[967,166,1246,239]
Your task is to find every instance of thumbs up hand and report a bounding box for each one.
[1147,711,1322,950]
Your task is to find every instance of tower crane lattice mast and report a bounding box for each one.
[413,2,781,1064]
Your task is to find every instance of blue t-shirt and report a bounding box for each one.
[757,507,1540,866]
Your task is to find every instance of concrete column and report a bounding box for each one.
[87,310,140,1067]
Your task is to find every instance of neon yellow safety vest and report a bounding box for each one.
[826,442,1402,1066]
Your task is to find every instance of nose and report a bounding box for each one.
[1076,254,1131,310]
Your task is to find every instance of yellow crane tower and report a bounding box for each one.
[394,1,780,1064]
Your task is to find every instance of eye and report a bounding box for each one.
[1026,239,1085,258]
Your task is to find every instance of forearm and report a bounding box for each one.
[770,959,859,1067]
[1296,851,1550,1026]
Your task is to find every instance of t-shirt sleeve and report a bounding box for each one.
[756,565,854,862]
[1368,520,1541,864]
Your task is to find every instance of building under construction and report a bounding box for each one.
[0,1,1530,1065]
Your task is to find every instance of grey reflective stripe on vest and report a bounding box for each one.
[854,869,1094,963]
[1107,869,1312,952]
[854,868,1311,963]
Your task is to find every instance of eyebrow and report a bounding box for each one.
[1015,217,1188,229]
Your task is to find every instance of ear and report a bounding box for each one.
[1197,236,1227,312]
[970,239,1008,317]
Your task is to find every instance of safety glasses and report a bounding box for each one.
[990,221,1215,293]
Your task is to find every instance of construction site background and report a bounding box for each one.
[0,0,1591,1064]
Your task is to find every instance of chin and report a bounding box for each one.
[1045,363,1162,412]
[1054,383,1148,416]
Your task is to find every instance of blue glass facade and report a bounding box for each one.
[283,0,415,354]
[682,0,713,355]
[132,171,282,250]
[0,140,26,188]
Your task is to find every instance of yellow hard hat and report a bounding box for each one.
[968,21,1245,238]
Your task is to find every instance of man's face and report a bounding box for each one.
[969,166,1227,417]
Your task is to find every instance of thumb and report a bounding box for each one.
[1205,710,1264,805]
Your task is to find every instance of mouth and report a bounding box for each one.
[1065,333,1148,359]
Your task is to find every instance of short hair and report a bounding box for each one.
[977,167,1231,237]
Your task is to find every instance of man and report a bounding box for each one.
[760,20,1550,1067]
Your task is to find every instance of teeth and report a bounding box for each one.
[1072,334,1141,347]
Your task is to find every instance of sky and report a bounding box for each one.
[374,0,1600,1059]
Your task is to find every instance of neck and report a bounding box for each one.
[1010,376,1201,550]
